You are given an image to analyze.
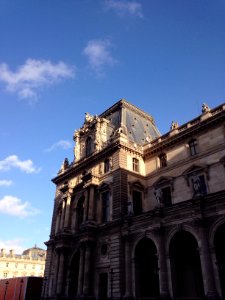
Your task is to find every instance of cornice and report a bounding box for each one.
[52,141,120,184]
[144,104,225,158]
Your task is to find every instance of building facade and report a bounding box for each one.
[43,99,225,300]
[0,246,46,279]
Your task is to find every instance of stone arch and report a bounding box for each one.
[134,236,160,298]
[169,229,204,298]
[68,247,81,299]
[165,224,200,255]
[212,220,225,298]
[132,231,159,259]
[209,217,225,248]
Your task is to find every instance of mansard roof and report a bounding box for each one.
[100,98,161,145]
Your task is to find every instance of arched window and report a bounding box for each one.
[132,158,139,173]
[159,153,167,168]
[86,137,92,156]
[189,139,198,156]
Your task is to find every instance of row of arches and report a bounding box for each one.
[135,225,225,299]
[55,222,225,300]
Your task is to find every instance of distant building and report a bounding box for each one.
[44,99,225,300]
[0,245,46,279]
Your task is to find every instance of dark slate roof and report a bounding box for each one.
[100,99,161,145]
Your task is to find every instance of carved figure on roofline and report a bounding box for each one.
[59,158,69,173]
[170,121,179,130]
[85,112,94,123]
[202,103,210,113]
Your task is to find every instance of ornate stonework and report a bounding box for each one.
[44,99,225,300]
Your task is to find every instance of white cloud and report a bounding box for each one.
[83,39,117,75]
[0,155,40,173]
[0,195,40,218]
[0,180,13,187]
[0,238,26,254]
[104,0,143,18]
[45,140,72,152]
[0,59,75,102]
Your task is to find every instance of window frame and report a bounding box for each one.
[153,177,174,208]
[189,139,198,156]
[132,157,139,173]
[159,153,167,168]
[86,136,92,156]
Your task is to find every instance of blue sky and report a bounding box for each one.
[0,0,225,253]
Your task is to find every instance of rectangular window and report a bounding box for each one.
[133,158,139,172]
[104,159,110,173]
[102,191,110,223]
[133,190,142,215]
[161,186,172,207]
[189,139,198,156]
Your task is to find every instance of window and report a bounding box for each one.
[132,158,139,172]
[102,191,110,223]
[77,196,85,228]
[159,153,167,168]
[189,139,198,156]
[86,137,92,156]
[104,159,110,173]
[3,272,8,278]
[132,190,142,215]
[154,177,174,207]
[6,262,9,267]
[32,264,35,269]
[161,186,172,207]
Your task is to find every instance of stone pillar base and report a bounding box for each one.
[159,293,171,300]
[204,292,220,300]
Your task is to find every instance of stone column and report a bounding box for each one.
[83,243,92,296]
[124,236,133,298]
[53,252,60,295]
[64,194,72,229]
[59,199,66,230]
[77,246,85,296]
[158,229,170,299]
[56,251,66,295]
[199,226,218,299]
[83,190,89,222]
[88,185,95,221]
[55,212,60,234]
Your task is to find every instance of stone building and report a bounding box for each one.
[0,245,46,279]
[43,99,225,300]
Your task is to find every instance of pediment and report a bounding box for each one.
[182,164,208,176]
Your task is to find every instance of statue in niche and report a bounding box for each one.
[154,188,163,206]
[170,121,179,130]
[192,172,202,196]
[127,201,133,216]
[202,103,210,113]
